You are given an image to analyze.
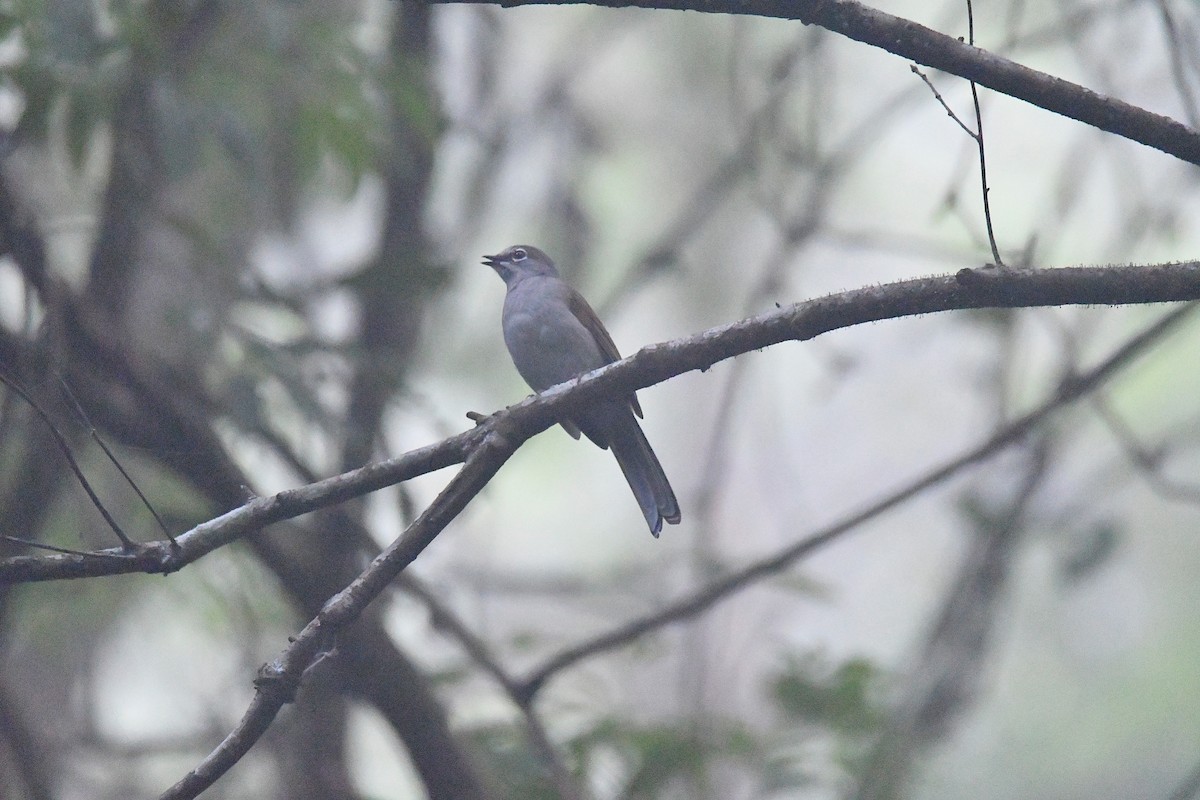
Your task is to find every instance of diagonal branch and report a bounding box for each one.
[512,302,1196,702]
[2,262,1197,585]
[452,0,1200,165]
[159,422,521,800]
[854,438,1052,800]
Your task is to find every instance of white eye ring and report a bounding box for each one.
[512,248,527,261]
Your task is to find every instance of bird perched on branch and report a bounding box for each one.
[483,244,681,536]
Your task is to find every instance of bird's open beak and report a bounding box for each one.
[481,253,500,269]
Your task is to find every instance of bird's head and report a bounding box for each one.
[482,245,560,284]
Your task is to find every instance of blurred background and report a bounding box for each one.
[1,1,1199,798]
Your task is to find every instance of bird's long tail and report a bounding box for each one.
[609,416,681,537]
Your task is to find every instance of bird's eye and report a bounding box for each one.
[512,248,527,261]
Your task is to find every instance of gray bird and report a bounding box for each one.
[483,245,681,536]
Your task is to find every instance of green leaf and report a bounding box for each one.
[770,654,883,735]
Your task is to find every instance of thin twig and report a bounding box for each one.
[966,0,1004,265]
[911,65,976,137]
[911,1,1003,266]
[1,535,132,560]
[0,370,134,548]
[57,375,178,546]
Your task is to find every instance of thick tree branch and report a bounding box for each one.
[0,428,479,582]
[446,0,1200,165]
[3,262,1197,585]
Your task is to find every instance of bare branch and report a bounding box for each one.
[443,0,1200,165]
[3,262,1197,585]
[1,535,130,559]
[854,439,1052,800]
[0,421,479,583]
[966,0,1004,266]
[513,302,1196,701]
[159,424,520,800]
[911,65,977,138]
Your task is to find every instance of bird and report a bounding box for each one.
[482,244,681,536]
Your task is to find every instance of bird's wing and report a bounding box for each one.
[567,288,644,419]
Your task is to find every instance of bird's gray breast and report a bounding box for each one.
[502,277,606,392]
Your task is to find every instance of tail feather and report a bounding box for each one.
[608,415,680,537]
